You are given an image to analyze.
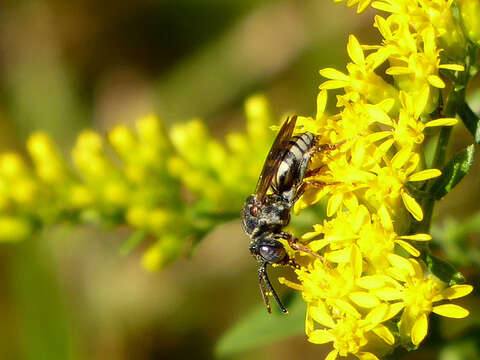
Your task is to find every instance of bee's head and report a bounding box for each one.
[250,237,288,265]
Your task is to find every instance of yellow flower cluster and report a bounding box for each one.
[280,1,474,359]
[168,95,276,213]
[0,95,275,271]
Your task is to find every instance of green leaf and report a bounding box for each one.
[431,145,475,199]
[425,253,465,285]
[215,293,305,358]
[458,103,480,143]
[119,230,146,256]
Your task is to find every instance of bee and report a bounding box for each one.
[242,115,329,313]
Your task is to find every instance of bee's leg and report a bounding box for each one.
[312,138,346,153]
[282,232,323,260]
[292,180,327,204]
[314,143,337,152]
[292,148,327,204]
[305,164,326,178]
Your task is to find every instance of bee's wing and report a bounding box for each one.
[255,115,297,203]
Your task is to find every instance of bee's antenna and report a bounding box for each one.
[259,262,288,314]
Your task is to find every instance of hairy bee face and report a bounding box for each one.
[241,195,290,238]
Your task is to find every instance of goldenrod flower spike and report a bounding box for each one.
[0,96,278,273]
[282,0,475,358]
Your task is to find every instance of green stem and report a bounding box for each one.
[415,39,479,234]
[418,89,464,232]
[417,62,477,234]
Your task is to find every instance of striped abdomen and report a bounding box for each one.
[272,132,315,200]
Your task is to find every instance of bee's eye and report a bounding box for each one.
[259,243,287,263]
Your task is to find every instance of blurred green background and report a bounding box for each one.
[0,1,478,359]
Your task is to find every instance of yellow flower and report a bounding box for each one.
[376,257,472,345]
[308,312,392,360]
[281,255,397,360]
[385,26,463,110]
[302,206,431,265]
[372,0,466,57]
[320,35,398,107]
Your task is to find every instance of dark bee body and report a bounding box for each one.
[241,116,318,313]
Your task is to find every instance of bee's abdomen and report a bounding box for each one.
[274,132,315,194]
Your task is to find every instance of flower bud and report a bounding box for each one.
[141,235,184,271]
[0,216,32,242]
[245,94,272,140]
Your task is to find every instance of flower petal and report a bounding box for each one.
[398,233,432,241]
[408,169,442,181]
[366,131,392,143]
[310,301,336,328]
[440,285,474,300]
[356,275,387,289]
[365,303,388,324]
[308,329,335,344]
[386,66,413,75]
[316,90,328,119]
[302,231,321,241]
[388,253,416,276]
[371,1,396,12]
[374,139,394,159]
[326,349,339,360]
[308,239,330,252]
[366,105,393,126]
[401,191,423,221]
[395,239,421,257]
[333,298,362,318]
[327,193,343,217]
[375,288,403,301]
[356,352,380,360]
[411,313,428,345]
[414,86,430,119]
[320,80,350,90]
[438,64,464,71]
[428,75,446,88]
[391,147,412,169]
[349,292,380,308]
[373,324,395,345]
[344,193,359,211]
[278,277,303,291]
[433,304,470,318]
[320,68,350,81]
[424,118,458,127]
[347,35,365,65]
[386,302,405,320]
[326,248,352,263]
[378,205,393,231]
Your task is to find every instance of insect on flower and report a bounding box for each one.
[241,115,331,313]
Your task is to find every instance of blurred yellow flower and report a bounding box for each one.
[0,96,277,273]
